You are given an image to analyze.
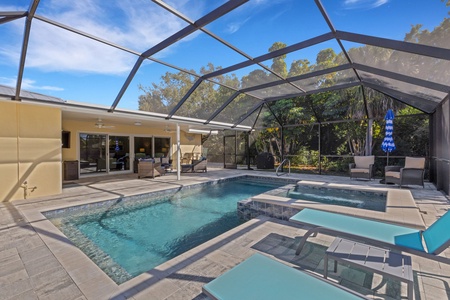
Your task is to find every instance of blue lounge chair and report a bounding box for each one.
[203,253,367,300]
[290,208,450,260]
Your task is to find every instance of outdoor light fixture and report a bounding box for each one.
[139,148,145,153]
[188,128,218,135]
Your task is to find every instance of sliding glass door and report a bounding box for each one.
[109,136,130,172]
[154,137,171,158]
[79,134,170,175]
[79,133,107,174]
[79,133,130,175]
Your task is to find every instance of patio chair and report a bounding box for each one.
[349,155,374,180]
[202,253,367,300]
[385,157,425,188]
[137,159,165,178]
[192,158,207,172]
[181,157,207,173]
[290,208,450,261]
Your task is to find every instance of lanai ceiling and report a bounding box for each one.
[1,0,449,130]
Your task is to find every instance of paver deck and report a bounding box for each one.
[1,166,449,299]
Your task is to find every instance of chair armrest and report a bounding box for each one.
[385,166,401,172]
[400,168,425,177]
[349,163,356,169]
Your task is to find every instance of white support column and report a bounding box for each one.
[176,123,181,180]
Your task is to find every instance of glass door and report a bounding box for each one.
[109,136,130,172]
[154,137,171,158]
[134,137,152,173]
[79,133,107,174]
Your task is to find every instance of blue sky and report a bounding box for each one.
[0,0,448,110]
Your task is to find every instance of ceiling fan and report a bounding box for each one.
[94,118,115,129]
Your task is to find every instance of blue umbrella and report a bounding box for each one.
[381,109,396,165]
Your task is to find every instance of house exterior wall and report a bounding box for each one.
[61,119,201,172]
[0,102,62,201]
[0,100,203,201]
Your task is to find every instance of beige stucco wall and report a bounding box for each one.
[0,101,62,202]
[0,100,204,201]
[62,119,201,170]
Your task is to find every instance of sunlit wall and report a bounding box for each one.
[0,102,62,201]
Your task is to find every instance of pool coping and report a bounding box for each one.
[18,174,426,298]
[245,180,425,230]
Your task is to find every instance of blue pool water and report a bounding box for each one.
[283,185,386,211]
[44,177,287,284]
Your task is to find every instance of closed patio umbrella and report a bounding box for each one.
[381,109,396,165]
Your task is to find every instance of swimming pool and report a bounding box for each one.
[286,185,386,211]
[43,177,288,284]
[238,183,387,222]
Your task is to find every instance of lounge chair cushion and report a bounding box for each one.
[290,209,425,252]
[385,171,401,178]
[350,168,370,174]
[354,156,374,168]
[203,253,364,300]
[404,157,425,169]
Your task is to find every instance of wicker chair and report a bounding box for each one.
[349,156,374,180]
[138,160,165,179]
[385,157,425,188]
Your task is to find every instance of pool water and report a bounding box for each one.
[283,185,386,211]
[44,178,286,284]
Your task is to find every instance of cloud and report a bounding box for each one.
[225,17,251,34]
[0,77,64,91]
[0,0,192,75]
[221,0,289,35]
[35,85,65,92]
[20,78,65,92]
[0,76,17,87]
[343,0,389,10]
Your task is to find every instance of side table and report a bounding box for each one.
[325,237,414,300]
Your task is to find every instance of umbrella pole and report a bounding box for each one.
[387,152,389,166]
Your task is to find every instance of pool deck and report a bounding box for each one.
[1,165,449,299]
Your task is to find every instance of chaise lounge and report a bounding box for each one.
[290,208,450,260]
[181,157,207,173]
[203,253,367,300]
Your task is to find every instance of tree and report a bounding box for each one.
[269,42,288,78]
[138,63,239,120]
